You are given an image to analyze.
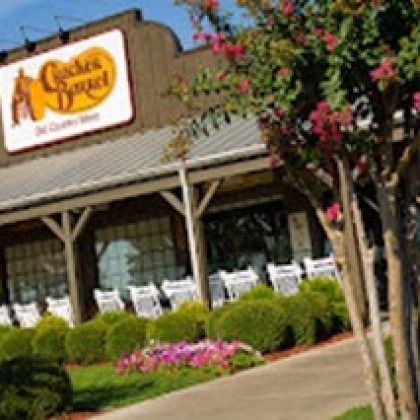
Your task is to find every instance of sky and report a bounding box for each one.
[0,0,242,52]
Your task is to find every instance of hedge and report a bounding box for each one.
[32,324,69,364]
[176,301,209,339]
[0,329,34,362]
[215,300,288,353]
[299,277,350,332]
[0,356,72,419]
[147,312,200,343]
[287,291,333,345]
[65,320,108,365]
[106,316,148,360]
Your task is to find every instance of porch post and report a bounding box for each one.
[41,207,92,325]
[179,166,204,301]
[62,211,83,325]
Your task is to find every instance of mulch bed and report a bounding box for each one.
[264,330,354,362]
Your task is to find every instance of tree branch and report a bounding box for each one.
[390,134,420,188]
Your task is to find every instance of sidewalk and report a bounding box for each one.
[97,337,369,420]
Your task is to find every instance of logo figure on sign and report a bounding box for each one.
[11,68,40,125]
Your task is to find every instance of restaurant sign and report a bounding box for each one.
[0,29,133,153]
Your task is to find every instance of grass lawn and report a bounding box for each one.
[69,363,226,411]
[333,405,373,420]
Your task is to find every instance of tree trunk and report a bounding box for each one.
[337,159,386,420]
[351,190,397,420]
[377,181,418,420]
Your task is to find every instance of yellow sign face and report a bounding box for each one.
[12,47,116,125]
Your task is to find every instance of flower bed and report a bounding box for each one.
[116,340,263,375]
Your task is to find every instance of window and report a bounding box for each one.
[205,202,292,278]
[95,216,178,297]
[6,239,67,304]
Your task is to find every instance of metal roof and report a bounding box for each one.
[0,118,265,213]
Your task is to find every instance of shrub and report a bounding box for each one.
[32,324,70,364]
[0,329,34,362]
[106,316,148,360]
[0,325,12,340]
[0,356,72,419]
[238,284,279,301]
[299,277,350,332]
[65,320,108,365]
[287,291,333,345]
[215,300,288,353]
[228,350,265,372]
[94,311,132,327]
[206,303,236,339]
[147,312,200,343]
[36,314,69,331]
[177,301,209,339]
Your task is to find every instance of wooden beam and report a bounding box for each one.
[195,179,222,218]
[160,191,185,215]
[62,211,82,325]
[41,216,66,242]
[179,166,202,301]
[72,207,92,241]
[0,156,269,227]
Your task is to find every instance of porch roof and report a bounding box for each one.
[0,118,266,215]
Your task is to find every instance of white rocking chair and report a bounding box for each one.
[219,267,258,301]
[46,296,74,327]
[161,277,199,310]
[208,273,225,309]
[303,255,340,280]
[128,284,163,319]
[0,304,13,326]
[13,302,41,328]
[94,289,125,313]
[267,262,303,296]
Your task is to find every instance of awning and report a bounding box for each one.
[0,118,266,214]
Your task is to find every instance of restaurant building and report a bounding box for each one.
[0,9,326,323]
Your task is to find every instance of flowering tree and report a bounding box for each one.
[168,1,419,419]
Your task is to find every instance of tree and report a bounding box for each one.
[168,1,419,419]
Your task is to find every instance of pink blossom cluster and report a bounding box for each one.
[202,0,219,12]
[312,28,338,52]
[116,340,247,374]
[309,101,352,143]
[281,0,294,17]
[370,57,397,82]
[192,32,245,60]
[326,202,342,223]
[413,91,420,112]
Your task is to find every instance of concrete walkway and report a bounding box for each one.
[98,337,369,420]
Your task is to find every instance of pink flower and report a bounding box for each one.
[326,202,341,223]
[228,42,245,59]
[274,108,285,118]
[277,67,290,78]
[281,0,294,16]
[292,31,309,47]
[192,32,202,42]
[312,27,324,37]
[238,79,251,94]
[309,101,351,143]
[310,101,341,143]
[202,0,219,11]
[370,57,396,82]
[413,91,420,111]
[322,32,338,52]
